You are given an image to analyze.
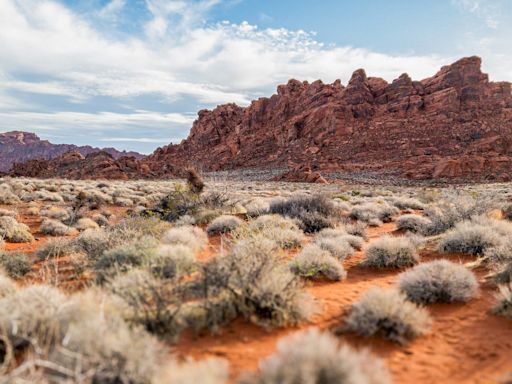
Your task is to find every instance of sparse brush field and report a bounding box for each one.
[0,176,512,383]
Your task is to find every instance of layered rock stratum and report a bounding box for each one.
[0,131,143,172]
[8,56,512,182]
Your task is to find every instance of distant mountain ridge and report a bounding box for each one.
[0,131,144,172]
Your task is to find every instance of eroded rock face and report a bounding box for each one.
[10,151,147,180]
[0,131,144,172]
[273,164,328,184]
[144,56,512,182]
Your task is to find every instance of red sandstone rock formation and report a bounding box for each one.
[0,131,144,172]
[273,164,329,184]
[9,56,512,182]
[145,56,512,182]
[10,151,148,180]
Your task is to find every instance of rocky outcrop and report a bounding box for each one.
[10,151,148,180]
[144,56,512,182]
[273,164,328,184]
[0,131,144,172]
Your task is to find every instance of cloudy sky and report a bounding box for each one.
[0,0,511,153]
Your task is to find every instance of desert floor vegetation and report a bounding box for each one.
[0,176,511,382]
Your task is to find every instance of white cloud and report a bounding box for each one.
[0,0,510,151]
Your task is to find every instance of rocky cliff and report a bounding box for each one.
[145,56,512,182]
[0,131,144,172]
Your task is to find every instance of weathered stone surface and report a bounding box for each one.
[273,164,328,184]
[0,131,144,172]
[144,56,512,182]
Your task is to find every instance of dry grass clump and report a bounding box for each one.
[0,285,166,382]
[492,284,512,319]
[269,194,339,233]
[40,218,76,236]
[398,260,479,304]
[150,244,197,279]
[363,235,420,268]
[350,202,399,224]
[314,236,355,260]
[424,194,496,235]
[184,237,315,331]
[239,328,391,384]
[345,221,368,240]
[94,236,159,282]
[91,212,109,226]
[0,186,20,204]
[341,288,432,344]
[74,217,100,231]
[289,244,346,281]
[36,238,74,260]
[233,215,304,249]
[161,225,208,252]
[26,206,40,216]
[207,215,243,235]
[108,269,184,340]
[0,208,16,217]
[0,216,34,243]
[502,203,512,221]
[40,206,70,221]
[0,271,15,298]
[388,196,425,210]
[438,217,509,256]
[245,198,270,217]
[0,251,31,278]
[396,214,432,235]
[156,358,228,384]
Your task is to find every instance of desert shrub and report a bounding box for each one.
[388,196,425,210]
[114,196,134,207]
[91,212,109,226]
[156,358,229,384]
[120,216,173,239]
[72,228,111,260]
[502,203,512,221]
[22,190,64,203]
[184,238,314,330]
[207,215,243,235]
[245,198,270,217]
[40,206,70,221]
[350,202,399,223]
[0,285,165,382]
[26,206,40,216]
[396,214,432,235]
[398,260,478,304]
[492,284,512,319]
[161,225,208,252]
[36,238,74,260]
[269,194,339,233]
[148,183,203,222]
[233,215,304,249]
[150,244,197,279]
[438,218,507,256]
[314,236,355,260]
[424,194,496,235]
[0,251,31,278]
[0,208,16,217]
[341,287,431,344]
[68,252,89,277]
[0,186,20,204]
[194,208,222,225]
[0,216,34,243]
[40,218,76,236]
[108,269,184,340]
[239,327,391,384]
[289,244,346,281]
[74,217,100,231]
[94,236,158,282]
[363,235,419,268]
[0,271,15,298]
[345,221,368,240]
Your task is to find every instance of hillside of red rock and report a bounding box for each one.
[10,150,150,180]
[146,56,512,182]
[0,131,144,172]
[8,56,512,182]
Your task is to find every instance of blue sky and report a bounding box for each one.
[0,0,511,153]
